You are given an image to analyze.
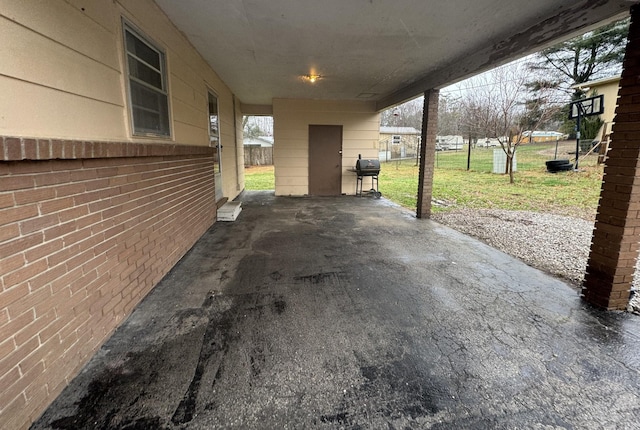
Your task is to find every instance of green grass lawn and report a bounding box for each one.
[381,142,603,218]
[243,142,604,218]
[244,165,275,190]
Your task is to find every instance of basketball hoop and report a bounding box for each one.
[568,95,605,169]
[569,95,604,119]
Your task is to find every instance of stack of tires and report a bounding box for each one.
[545,159,574,173]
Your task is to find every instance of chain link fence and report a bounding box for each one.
[376,134,603,172]
[430,140,600,172]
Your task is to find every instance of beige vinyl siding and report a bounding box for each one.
[0,77,125,139]
[596,81,619,136]
[232,96,246,194]
[0,0,239,154]
[0,2,125,141]
[273,99,380,196]
[0,16,122,105]
[219,99,239,198]
[577,77,621,138]
[2,1,120,68]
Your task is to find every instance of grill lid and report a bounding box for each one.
[356,159,380,174]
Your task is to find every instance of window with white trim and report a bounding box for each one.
[123,22,170,136]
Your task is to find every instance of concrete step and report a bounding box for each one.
[217,201,242,221]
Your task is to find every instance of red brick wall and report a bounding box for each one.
[0,137,217,429]
[417,89,439,219]
[582,6,639,310]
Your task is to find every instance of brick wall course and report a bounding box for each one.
[0,193,15,208]
[583,7,640,310]
[0,136,217,429]
[417,89,440,219]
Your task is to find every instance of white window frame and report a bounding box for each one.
[122,20,171,137]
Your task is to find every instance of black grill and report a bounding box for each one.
[355,159,381,176]
[351,156,381,198]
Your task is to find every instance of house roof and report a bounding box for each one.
[572,75,621,90]
[155,0,633,111]
[523,131,565,137]
[243,136,274,147]
[379,126,421,135]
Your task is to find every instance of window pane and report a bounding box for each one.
[208,93,219,137]
[128,56,163,90]
[209,115,218,137]
[130,80,169,135]
[125,30,160,70]
[124,24,170,137]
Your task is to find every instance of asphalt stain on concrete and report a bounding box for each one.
[48,346,174,430]
[42,288,288,430]
[319,354,447,427]
[272,298,287,314]
[294,271,342,284]
[170,303,233,425]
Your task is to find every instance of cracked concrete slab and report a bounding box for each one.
[31,191,640,429]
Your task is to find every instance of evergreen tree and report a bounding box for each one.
[529,18,629,99]
[528,18,629,138]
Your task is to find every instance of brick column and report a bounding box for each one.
[583,6,640,310]
[416,89,439,219]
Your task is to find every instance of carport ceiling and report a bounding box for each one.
[155,0,634,110]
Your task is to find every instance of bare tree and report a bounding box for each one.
[243,115,273,138]
[379,97,423,129]
[459,62,562,183]
[438,94,463,136]
[380,94,463,135]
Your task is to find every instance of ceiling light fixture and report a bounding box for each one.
[303,74,322,83]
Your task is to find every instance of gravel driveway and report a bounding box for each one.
[431,209,640,313]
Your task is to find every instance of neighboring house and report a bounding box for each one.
[244,136,274,166]
[573,75,621,141]
[379,126,421,160]
[473,132,565,147]
[522,131,567,143]
[436,135,465,150]
[244,136,274,147]
[476,137,504,147]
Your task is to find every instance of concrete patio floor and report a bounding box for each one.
[32,191,640,429]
